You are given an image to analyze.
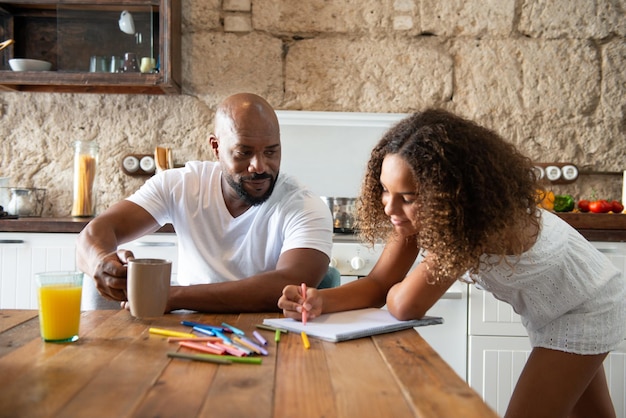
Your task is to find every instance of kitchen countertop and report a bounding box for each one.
[0,213,624,241]
[0,217,175,234]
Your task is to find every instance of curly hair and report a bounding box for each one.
[357,109,541,283]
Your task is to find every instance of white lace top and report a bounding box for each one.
[473,209,626,354]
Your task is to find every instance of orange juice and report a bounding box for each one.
[38,284,82,342]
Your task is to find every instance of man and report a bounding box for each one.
[76,93,333,313]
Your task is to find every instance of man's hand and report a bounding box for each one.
[92,249,135,301]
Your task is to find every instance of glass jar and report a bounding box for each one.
[71,140,99,217]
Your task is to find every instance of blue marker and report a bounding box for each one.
[192,326,215,336]
[214,329,232,344]
[221,322,245,336]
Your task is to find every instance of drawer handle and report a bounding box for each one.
[133,241,176,247]
[440,291,463,300]
[0,239,25,244]
[597,248,619,254]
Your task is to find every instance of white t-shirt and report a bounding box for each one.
[126,161,333,285]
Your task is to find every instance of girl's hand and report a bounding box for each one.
[278,285,323,321]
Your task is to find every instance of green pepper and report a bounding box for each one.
[553,194,575,212]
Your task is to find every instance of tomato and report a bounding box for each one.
[610,200,624,213]
[577,199,590,212]
[589,200,612,213]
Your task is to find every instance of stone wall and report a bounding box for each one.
[0,0,624,217]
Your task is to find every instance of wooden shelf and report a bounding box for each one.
[0,0,180,94]
[556,212,626,242]
[556,212,626,230]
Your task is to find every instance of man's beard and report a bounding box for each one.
[225,172,277,206]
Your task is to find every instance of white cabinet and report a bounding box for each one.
[468,241,626,417]
[0,233,78,309]
[0,232,178,310]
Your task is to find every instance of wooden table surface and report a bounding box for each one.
[0,309,497,418]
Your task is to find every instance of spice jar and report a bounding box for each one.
[71,140,99,217]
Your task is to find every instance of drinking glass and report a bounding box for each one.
[36,271,84,342]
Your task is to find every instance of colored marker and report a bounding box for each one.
[221,322,245,336]
[275,328,281,343]
[252,330,268,346]
[214,342,248,357]
[181,321,231,333]
[239,335,269,356]
[192,326,216,336]
[170,352,261,364]
[149,327,196,339]
[167,337,222,343]
[179,341,225,355]
[301,331,311,349]
[232,336,261,355]
[168,352,232,365]
[256,324,288,333]
[301,282,308,326]
[214,329,232,345]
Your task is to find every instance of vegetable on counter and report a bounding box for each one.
[579,199,624,214]
[610,200,624,213]
[537,190,555,211]
[577,199,590,212]
[589,200,613,213]
[540,192,624,214]
[553,194,575,212]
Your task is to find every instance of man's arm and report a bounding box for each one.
[167,248,330,313]
[76,200,161,301]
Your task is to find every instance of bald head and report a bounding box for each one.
[214,93,279,141]
[210,93,282,210]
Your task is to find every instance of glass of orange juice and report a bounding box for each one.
[35,271,84,343]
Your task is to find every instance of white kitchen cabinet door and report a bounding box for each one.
[0,233,78,309]
[469,336,626,418]
[468,285,525,337]
[468,335,531,416]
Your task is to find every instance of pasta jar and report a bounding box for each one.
[71,140,99,217]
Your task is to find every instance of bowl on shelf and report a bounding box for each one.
[9,58,52,71]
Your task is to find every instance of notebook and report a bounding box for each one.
[263,308,443,342]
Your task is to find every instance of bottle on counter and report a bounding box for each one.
[71,140,99,217]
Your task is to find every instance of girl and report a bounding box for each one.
[278,109,625,418]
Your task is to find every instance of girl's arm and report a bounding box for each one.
[386,252,455,320]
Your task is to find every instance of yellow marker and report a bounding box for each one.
[275,328,281,343]
[149,327,196,339]
[301,331,310,349]
[232,336,261,354]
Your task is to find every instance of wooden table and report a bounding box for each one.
[0,310,497,418]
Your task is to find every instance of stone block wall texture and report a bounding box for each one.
[0,0,624,217]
